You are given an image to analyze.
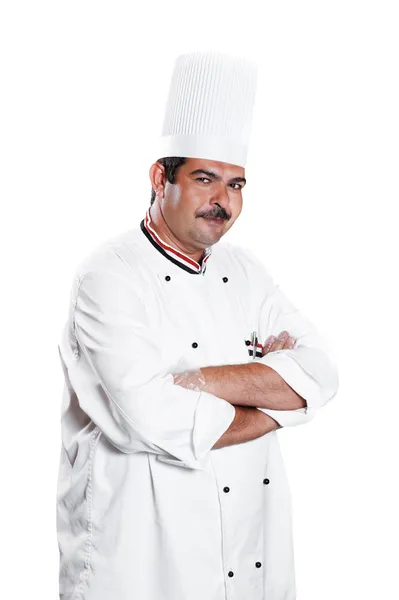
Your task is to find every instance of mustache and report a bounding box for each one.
[198,208,230,220]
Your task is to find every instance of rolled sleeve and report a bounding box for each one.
[258,344,339,412]
[242,247,339,427]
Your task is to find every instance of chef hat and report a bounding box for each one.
[154,51,258,168]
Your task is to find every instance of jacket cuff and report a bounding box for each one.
[258,406,316,427]
[193,391,236,461]
[258,351,321,409]
[157,392,236,470]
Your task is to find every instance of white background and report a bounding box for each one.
[1,1,398,598]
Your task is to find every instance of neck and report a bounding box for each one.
[148,203,205,264]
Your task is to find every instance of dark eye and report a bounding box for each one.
[196,177,211,183]
[230,183,243,190]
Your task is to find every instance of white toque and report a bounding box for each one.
[155,51,258,168]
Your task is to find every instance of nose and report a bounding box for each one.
[209,185,231,218]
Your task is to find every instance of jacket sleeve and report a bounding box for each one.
[60,260,235,469]
[247,252,339,428]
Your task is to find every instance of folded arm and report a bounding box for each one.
[173,362,307,410]
[59,255,236,470]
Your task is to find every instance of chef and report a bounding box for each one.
[56,51,339,600]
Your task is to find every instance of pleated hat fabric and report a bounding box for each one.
[155,51,258,167]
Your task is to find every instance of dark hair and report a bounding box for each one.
[150,157,188,206]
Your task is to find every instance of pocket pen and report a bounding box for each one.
[251,330,258,360]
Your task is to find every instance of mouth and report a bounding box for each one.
[201,216,225,225]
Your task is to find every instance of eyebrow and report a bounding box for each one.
[189,168,246,185]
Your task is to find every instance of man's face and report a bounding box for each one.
[161,157,246,250]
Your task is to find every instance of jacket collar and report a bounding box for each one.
[140,207,212,275]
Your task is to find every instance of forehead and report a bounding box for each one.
[182,157,245,178]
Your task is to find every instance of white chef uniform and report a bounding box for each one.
[57,205,339,600]
[56,50,339,600]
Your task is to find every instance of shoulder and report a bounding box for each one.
[73,226,146,283]
[64,227,151,312]
[67,228,150,315]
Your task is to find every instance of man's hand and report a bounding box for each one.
[262,330,296,355]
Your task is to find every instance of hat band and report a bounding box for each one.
[154,134,248,168]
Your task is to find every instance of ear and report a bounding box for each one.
[149,162,166,199]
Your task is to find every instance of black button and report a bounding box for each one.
[165,275,171,281]
[223,486,230,493]
[245,340,251,346]
[223,276,228,282]
[192,342,198,348]
[255,562,262,568]
[263,478,270,485]
[228,571,234,577]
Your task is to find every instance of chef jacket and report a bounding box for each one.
[56,207,339,600]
